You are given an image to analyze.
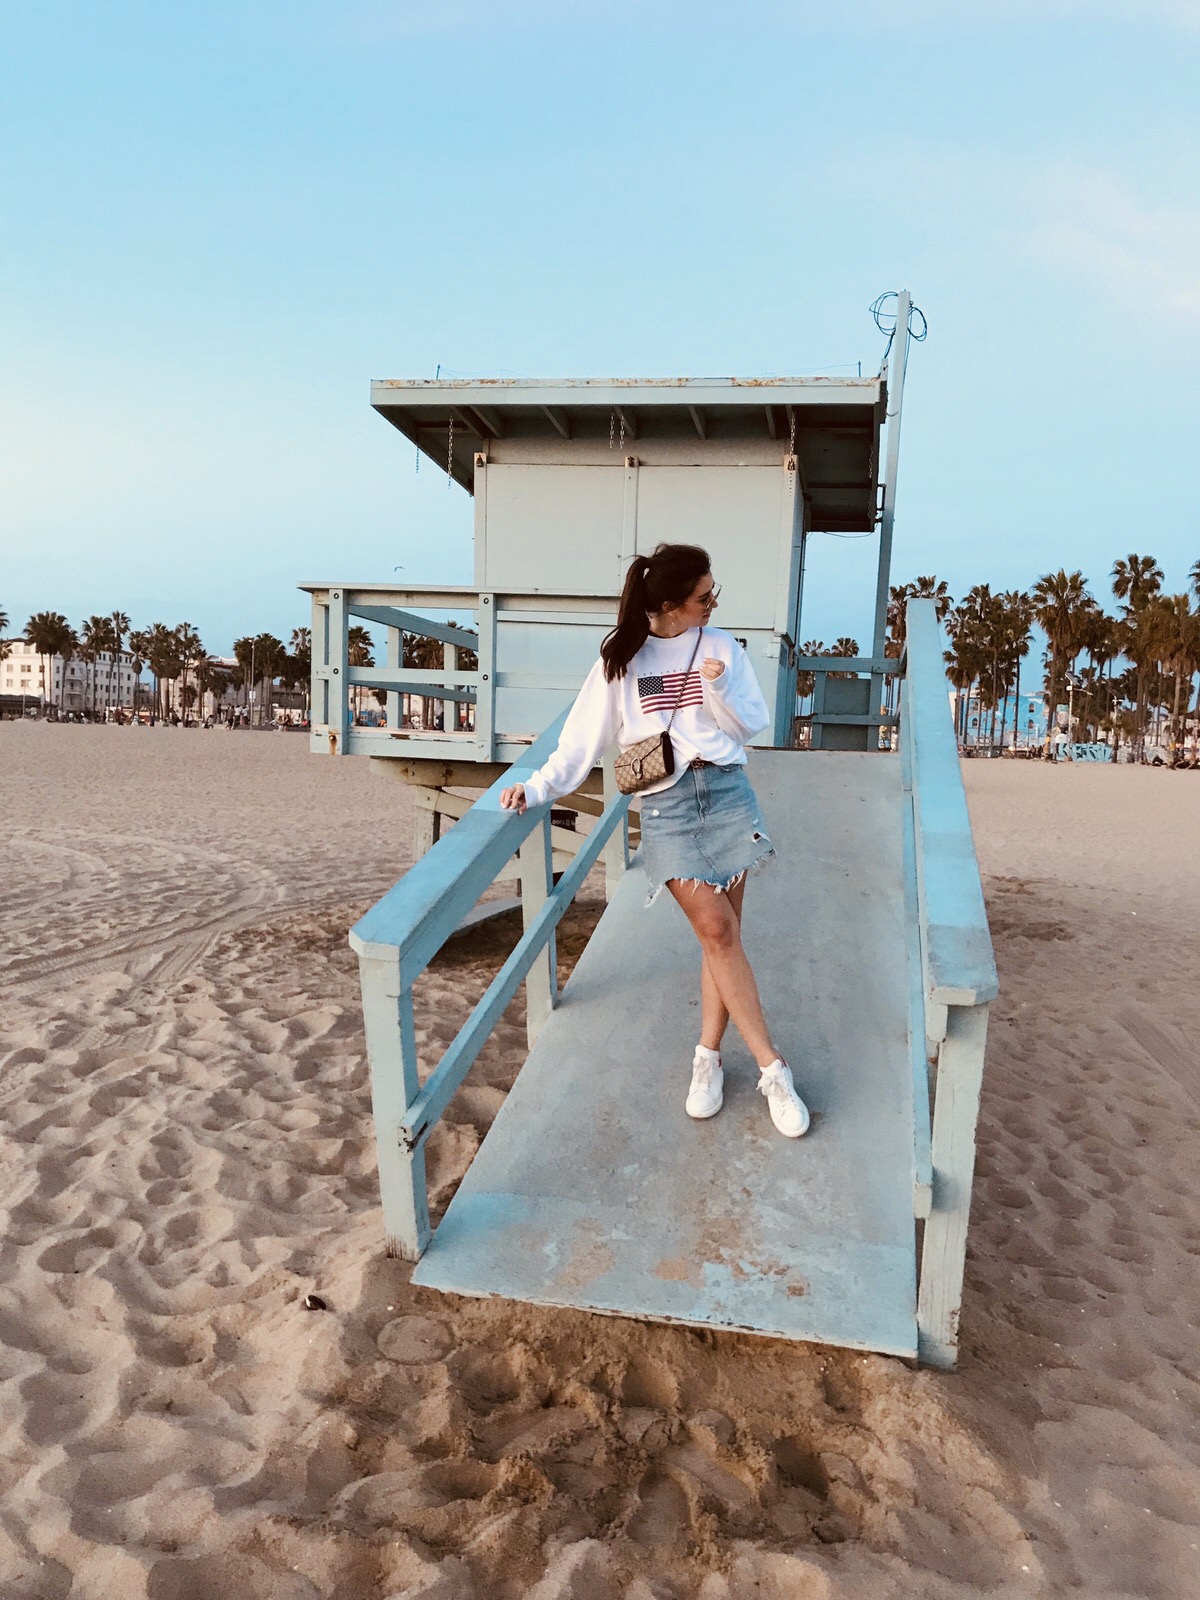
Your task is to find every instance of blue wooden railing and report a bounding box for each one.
[900,598,998,1368]
[349,710,631,1259]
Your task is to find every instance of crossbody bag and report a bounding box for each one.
[612,629,703,796]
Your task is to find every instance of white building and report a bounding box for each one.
[1,639,137,715]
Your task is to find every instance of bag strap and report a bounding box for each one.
[664,628,703,735]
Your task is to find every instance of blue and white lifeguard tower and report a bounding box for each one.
[302,294,997,1369]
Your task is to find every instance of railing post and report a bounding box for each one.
[358,950,431,1259]
[519,814,556,1048]
[386,621,402,733]
[810,669,827,750]
[476,592,496,759]
[310,592,327,729]
[602,756,628,902]
[917,1002,990,1369]
[328,587,350,755]
[443,640,457,735]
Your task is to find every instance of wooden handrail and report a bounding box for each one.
[350,710,569,972]
[903,601,998,1009]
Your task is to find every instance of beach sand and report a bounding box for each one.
[2,723,1197,1598]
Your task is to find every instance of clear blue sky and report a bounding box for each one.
[3,1,1197,656]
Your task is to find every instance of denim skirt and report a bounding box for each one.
[639,762,776,907]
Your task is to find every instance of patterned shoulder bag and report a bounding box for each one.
[613,629,703,796]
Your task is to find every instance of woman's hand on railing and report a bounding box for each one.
[500,782,528,813]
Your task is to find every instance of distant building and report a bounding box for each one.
[0,640,136,714]
[953,689,1047,748]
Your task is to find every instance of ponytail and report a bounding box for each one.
[600,543,711,681]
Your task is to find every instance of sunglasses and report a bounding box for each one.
[696,583,721,609]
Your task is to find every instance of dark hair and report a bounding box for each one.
[600,543,711,681]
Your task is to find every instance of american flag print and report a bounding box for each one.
[637,668,704,714]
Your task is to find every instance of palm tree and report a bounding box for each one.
[145,622,182,719]
[194,657,230,722]
[348,625,376,722]
[1144,594,1200,758]
[1112,552,1163,614]
[288,627,312,721]
[80,615,117,719]
[25,612,76,714]
[796,640,826,710]
[1031,570,1090,755]
[906,575,953,622]
[174,624,205,722]
[128,628,150,719]
[945,587,996,745]
[0,605,10,664]
[109,610,131,714]
[252,633,286,722]
[991,590,1034,749]
[1111,554,1164,757]
[829,637,860,680]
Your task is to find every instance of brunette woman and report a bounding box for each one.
[500,542,809,1137]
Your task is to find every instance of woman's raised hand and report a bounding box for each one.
[500,783,527,813]
[700,657,725,680]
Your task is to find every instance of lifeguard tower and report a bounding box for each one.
[302,294,997,1369]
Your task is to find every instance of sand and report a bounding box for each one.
[1,722,1198,1599]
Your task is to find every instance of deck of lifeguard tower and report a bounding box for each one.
[413,751,920,1356]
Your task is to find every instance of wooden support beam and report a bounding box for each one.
[765,405,778,440]
[519,820,557,1047]
[470,405,504,438]
[917,1003,990,1368]
[542,404,571,439]
[688,405,707,440]
[358,954,430,1259]
[613,405,637,441]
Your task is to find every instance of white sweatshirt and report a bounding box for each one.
[521,625,770,808]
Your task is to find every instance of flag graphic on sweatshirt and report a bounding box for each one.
[637,668,704,714]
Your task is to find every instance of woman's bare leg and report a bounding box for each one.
[699,875,746,1050]
[668,877,778,1067]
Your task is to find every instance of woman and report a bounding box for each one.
[500,542,809,1138]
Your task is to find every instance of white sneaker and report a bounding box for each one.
[685,1049,724,1119]
[758,1059,810,1138]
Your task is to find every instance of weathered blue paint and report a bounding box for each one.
[350,711,569,972]
[902,596,997,1368]
[397,797,629,1153]
[903,601,999,1008]
[412,753,920,1357]
[349,706,631,1257]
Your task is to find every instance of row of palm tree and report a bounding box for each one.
[4,611,316,721]
[892,555,1200,757]
[2,606,479,726]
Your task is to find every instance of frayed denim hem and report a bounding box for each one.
[644,844,777,909]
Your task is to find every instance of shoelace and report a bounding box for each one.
[759,1067,790,1100]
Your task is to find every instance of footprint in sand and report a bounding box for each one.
[377,1315,454,1364]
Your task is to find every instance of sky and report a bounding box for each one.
[2,0,1198,657]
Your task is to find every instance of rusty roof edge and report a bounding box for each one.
[371,375,882,395]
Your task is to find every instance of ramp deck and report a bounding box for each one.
[412,753,920,1355]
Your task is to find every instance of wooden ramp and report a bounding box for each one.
[412,752,920,1356]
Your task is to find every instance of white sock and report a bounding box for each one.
[695,1044,721,1061]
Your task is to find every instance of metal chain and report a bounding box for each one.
[447,415,454,487]
[788,408,796,456]
[609,408,615,450]
[619,412,625,452]
[415,442,420,474]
